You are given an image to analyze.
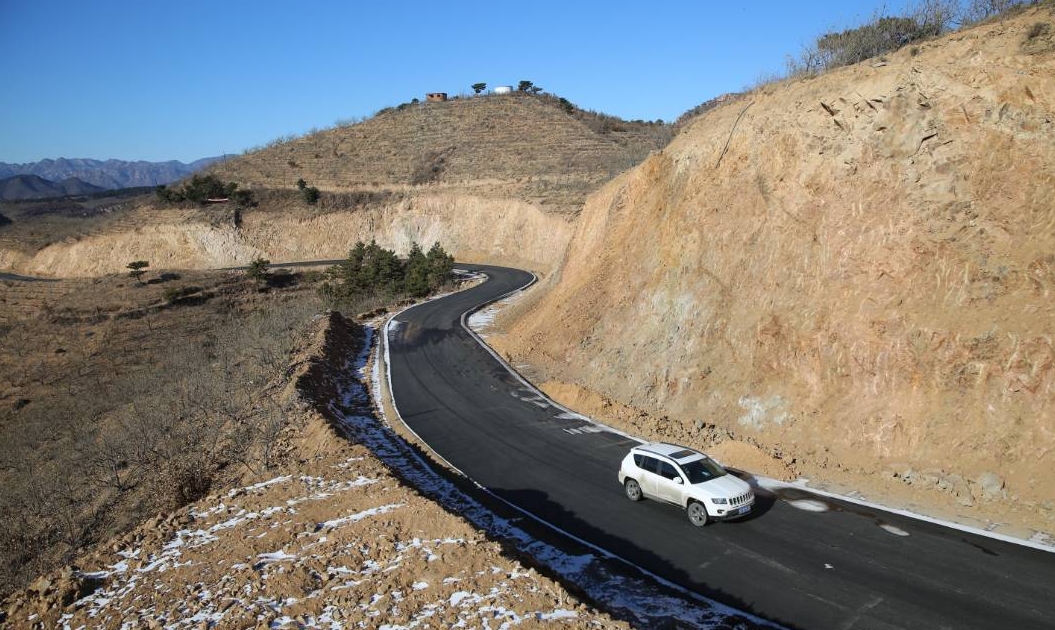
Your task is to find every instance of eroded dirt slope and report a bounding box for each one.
[495,8,1055,535]
[0,195,573,277]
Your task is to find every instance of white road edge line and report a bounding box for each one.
[458,274,645,446]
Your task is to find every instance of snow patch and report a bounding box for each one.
[555,411,587,421]
[317,503,405,530]
[256,551,298,565]
[787,499,830,513]
[879,523,910,537]
[539,609,578,620]
[228,475,292,497]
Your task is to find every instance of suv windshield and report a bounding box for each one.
[679,457,728,484]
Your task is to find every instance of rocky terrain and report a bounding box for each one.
[492,6,1055,541]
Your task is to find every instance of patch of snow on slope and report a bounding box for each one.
[59,320,780,630]
[318,503,405,529]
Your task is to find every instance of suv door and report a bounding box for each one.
[653,459,685,505]
[635,454,663,499]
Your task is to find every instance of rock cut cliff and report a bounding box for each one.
[497,7,1055,528]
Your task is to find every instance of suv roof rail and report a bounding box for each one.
[637,442,695,457]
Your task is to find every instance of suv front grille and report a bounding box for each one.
[729,493,752,506]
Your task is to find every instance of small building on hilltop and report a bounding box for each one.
[426,92,448,102]
[493,85,512,95]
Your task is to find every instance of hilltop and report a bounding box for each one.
[213,92,669,215]
[493,6,1055,538]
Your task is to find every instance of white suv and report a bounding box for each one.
[618,442,755,526]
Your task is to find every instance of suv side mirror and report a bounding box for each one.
[674,477,683,485]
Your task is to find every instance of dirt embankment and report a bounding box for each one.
[494,9,1055,537]
[0,194,573,277]
[2,312,626,629]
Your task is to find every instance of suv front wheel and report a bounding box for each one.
[624,478,643,502]
[687,500,710,527]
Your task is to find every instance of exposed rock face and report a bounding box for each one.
[497,9,1055,524]
[0,195,573,276]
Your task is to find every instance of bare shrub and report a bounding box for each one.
[1027,20,1051,38]
[82,414,144,493]
[961,0,1031,24]
[410,149,453,185]
[0,453,102,596]
[782,0,1037,84]
[910,0,961,35]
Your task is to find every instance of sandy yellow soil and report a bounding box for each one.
[493,7,1055,543]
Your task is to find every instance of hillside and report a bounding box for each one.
[0,297,634,628]
[0,95,668,278]
[212,92,670,215]
[493,7,1055,537]
[0,157,222,190]
[0,174,104,200]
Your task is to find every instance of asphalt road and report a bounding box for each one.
[386,264,1055,630]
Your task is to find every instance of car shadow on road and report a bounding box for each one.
[488,486,798,630]
[723,469,779,523]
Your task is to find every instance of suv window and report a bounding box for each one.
[635,454,662,475]
[680,458,728,484]
[656,460,681,481]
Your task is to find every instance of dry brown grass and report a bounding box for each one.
[213,93,670,214]
[0,268,325,598]
[0,194,147,256]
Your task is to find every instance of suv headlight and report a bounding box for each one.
[712,497,728,505]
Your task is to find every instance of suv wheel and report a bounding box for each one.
[624,478,643,502]
[687,500,710,527]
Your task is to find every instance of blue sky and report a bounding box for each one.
[0,0,913,164]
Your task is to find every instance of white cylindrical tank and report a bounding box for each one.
[493,86,512,94]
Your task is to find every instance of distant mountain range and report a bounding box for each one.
[0,156,223,191]
[0,174,107,201]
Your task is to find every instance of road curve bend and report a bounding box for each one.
[385,264,1055,630]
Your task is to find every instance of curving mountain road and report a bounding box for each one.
[385,264,1055,630]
